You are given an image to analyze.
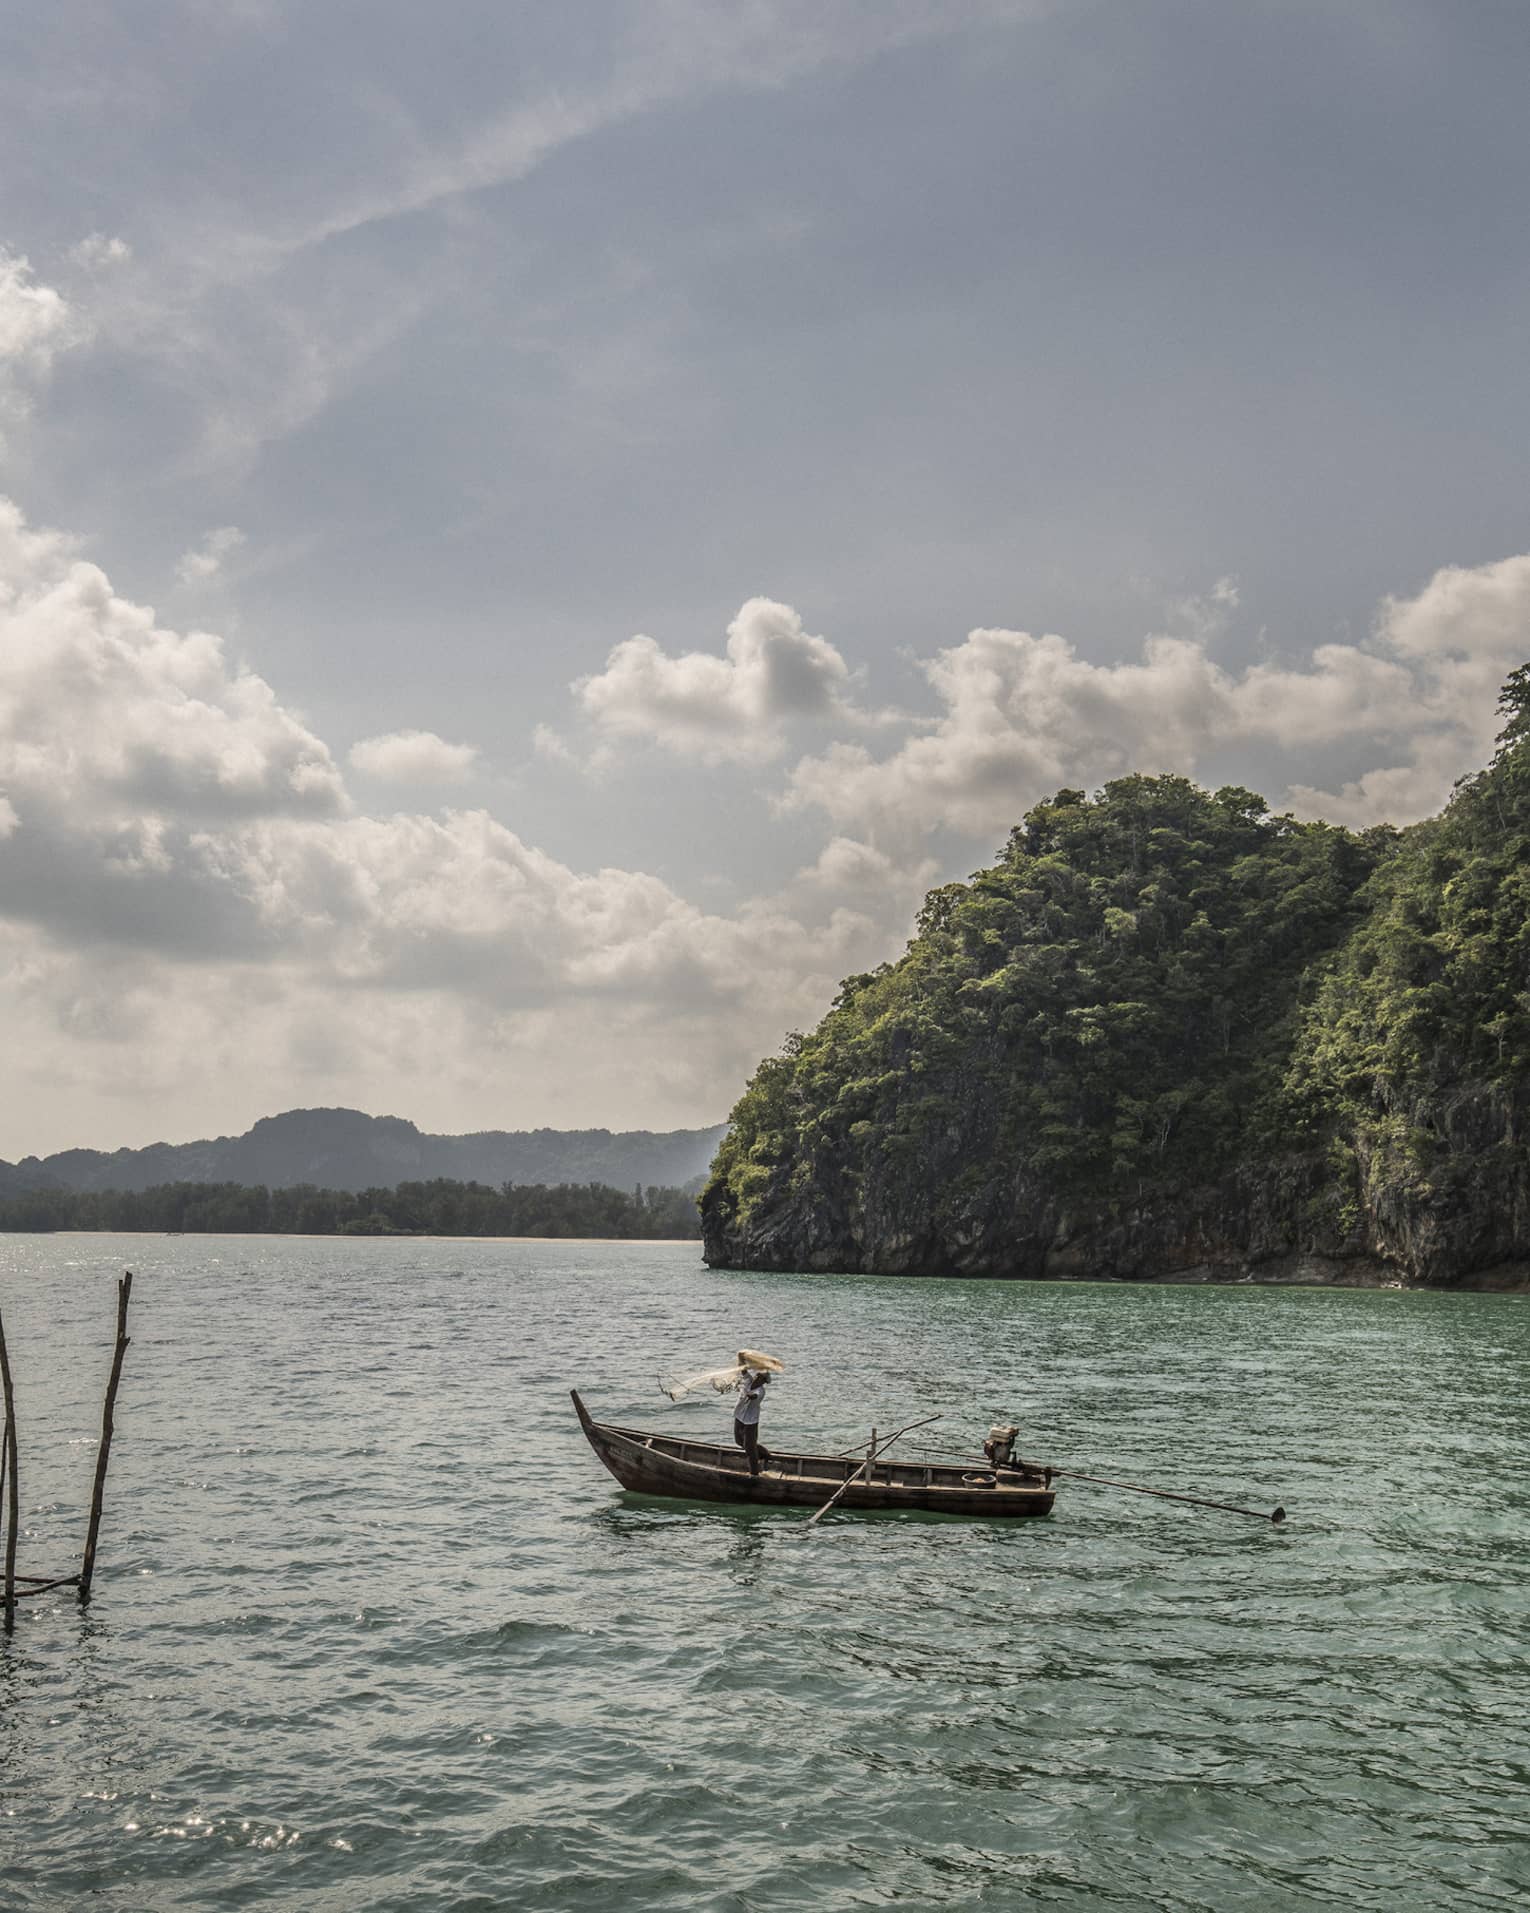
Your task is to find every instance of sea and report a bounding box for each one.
[0,1234,1526,1911]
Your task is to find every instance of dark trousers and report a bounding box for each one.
[733,1417,766,1476]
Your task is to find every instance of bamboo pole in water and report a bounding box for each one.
[79,1271,134,1605]
[0,1307,18,1634]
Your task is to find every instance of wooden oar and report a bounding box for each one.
[805,1414,942,1528]
[1008,1460,1285,1524]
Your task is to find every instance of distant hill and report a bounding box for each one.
[0,1160,42,1200]
[2,1107,727,1197]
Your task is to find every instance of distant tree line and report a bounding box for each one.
[0,1176,703,1239]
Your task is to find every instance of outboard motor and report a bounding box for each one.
[983,1423,1020,1470]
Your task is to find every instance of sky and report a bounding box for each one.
[2,0,1529,1158]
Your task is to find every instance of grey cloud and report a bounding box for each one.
[0,816,276,960]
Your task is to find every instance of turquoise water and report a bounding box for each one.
[1,1235,1527,1911]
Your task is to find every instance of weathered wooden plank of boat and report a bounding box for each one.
[571,1391,1055,1519]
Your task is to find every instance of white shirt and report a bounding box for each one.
[735,1376,766,1426]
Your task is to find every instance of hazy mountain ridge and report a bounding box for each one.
[2,1107,727,1197]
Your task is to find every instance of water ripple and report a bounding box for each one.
[1,1238,1527,1909]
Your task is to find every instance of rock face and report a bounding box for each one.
[5,1107,727,1196]
[702,703,1530,1292]
[704,1090,1530,1290]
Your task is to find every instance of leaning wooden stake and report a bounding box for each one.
[79,1271,133,1605]
[0,1307,19,1634]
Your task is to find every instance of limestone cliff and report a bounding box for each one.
[702,671,1530,1291]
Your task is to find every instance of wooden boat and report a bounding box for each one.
[571,1391,1056,1519]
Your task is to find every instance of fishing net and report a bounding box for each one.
[658,1350,784,1402]
[657,1365,745,1403]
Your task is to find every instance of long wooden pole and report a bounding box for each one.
[0,1306,18,1634]
[806,1426,874,1530]
[79,1271,133,1604]
[806,1414,942,1528]
[1008,1459,1285,1524]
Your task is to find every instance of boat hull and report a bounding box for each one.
[571,1391,1055,1519]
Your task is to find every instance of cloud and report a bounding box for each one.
[0,781,906,1145]
[0,250,72,365]
[574,597,857,764]
[1286,554,1530,823]
[349,729,480,785]
[0,251,80,444]
[0,496,345,849]
[0,495,347,967]
[6,4,1050,479]
[68,233,133,270]
[0,496,908,1149]
[1282,739,1468,832]
[4,482,1526,1154]
[174,525,246,585]
[1381,553,1530,661]
[271,2,1052,258]
[779,553,1530,843]
[555,558,1525,847]
[783,626,1240,842]
[531,721,581,768]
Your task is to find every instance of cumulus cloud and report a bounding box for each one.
[573,597,858,764]
[0,496,346,913]
[787,628,1234,842]
[4,484,1527,1155]
[0,498,349,970]
[349,729,480,785]
[174,525,246,585]
[1284,554,1530,823]
[0,498,907,1150]
[778,555,1530,844]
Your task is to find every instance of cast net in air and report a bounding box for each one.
[658,1349,784,1402]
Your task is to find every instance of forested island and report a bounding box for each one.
[703,667,1530,1291]
[0,1177,702,1239]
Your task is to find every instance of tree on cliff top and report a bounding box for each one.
[1287,662,1530,1123]
[706,771,1387,1238]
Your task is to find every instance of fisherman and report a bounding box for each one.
[733,1367,772,1477]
